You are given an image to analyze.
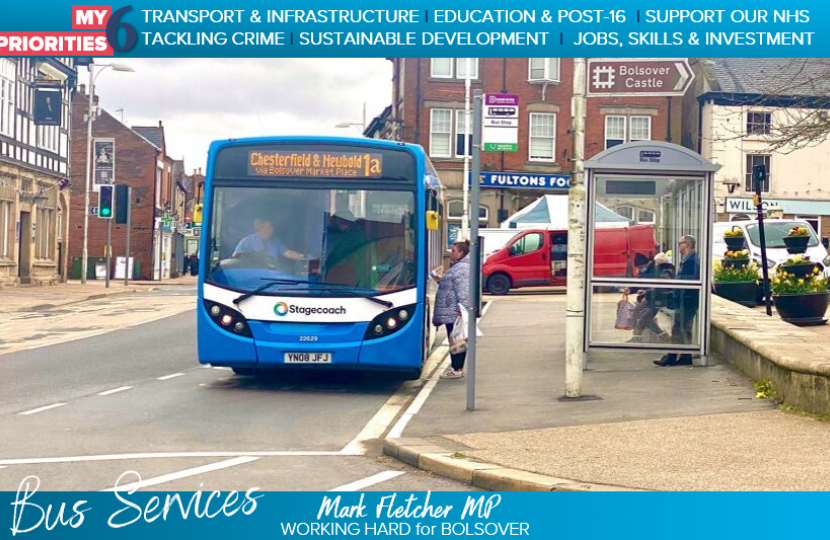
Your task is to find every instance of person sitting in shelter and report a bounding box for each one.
[629,252,674,343]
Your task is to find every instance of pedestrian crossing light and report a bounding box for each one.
[98,185,114,219]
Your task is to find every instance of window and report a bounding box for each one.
[528,58,560,82]
[455,110,472,157]
[0,201,9,258]
[0,59,14,137]
[429,109,452,158]
[616,206,634,220]
[745,154,771,193]
[456,58,478,80]
[605,116,626,149]
[747,112,772,136]
[37,125,59,152]
[630,116,651,142]
[638,209,655,224]
[431,58,452,78]
[448,199,488,221]
[36,207,53,259]
[429,59,478,80]
[509,233,544,256]
[529,113,556,161]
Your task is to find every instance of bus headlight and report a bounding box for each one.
[203,300,253,338]
[364,304,416,341]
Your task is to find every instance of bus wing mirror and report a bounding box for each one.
[426,211,439,231]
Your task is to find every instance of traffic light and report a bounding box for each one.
[98,185,114,219]
[115,185,129,224]
[752,164,767,193]
[193,203,203,225]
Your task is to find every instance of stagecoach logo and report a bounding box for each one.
[274,301,347,317]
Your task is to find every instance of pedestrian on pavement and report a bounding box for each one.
[654,235,700,367]
[190,253,199,276]
[433,240,471,379]
[183,254,191,276]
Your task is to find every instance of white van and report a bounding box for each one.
[713,219,830,277]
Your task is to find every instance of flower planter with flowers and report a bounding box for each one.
[783,226,811,254]
[723,227,746,250]
[721,249,751,269]
[713,259,758,308]
[771,262,829,325]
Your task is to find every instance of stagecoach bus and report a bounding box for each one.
[197,137,445,379]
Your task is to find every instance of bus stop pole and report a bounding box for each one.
[466,89,483,412]
[124,187,131,286]
[565,58,587,398]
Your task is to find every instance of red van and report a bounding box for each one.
[483,225,656,295]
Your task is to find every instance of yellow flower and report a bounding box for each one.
[814,266,821,274]
[798,279,805,285]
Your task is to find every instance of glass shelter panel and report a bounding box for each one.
[589,285,702,349]
[591,176,705,282]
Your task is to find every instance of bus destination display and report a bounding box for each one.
[248,151,383,178]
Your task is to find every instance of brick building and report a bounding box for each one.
[0,58,77,286]
[371,58,683,240]
[69,89,176,281]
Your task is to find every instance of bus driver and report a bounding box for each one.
[232,217,305,262]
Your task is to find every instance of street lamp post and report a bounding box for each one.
[81,62,134,284]
[334,103,367,134]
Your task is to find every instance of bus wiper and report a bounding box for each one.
[304,287,393,308]
[232,279,302,305]
[233,278,393,308]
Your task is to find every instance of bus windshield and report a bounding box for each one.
[205,186,416,295]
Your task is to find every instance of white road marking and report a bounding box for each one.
[340,344,449,456]
[387,358,449,439]
[386,303,493,440]
[18,403,67,416]
[157,373,185,381]
[213,367,232,371]
[0,450,346,467]
[97,386,134,396]
[104,456,259,492]
[0,465,6,469]
[329,470,405,492]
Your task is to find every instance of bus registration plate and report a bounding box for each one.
[285,352,332,364]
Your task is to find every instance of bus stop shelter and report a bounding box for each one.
[583,141,720,365]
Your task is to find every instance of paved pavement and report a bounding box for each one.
[0,285,477,492]
[398,293,830,491]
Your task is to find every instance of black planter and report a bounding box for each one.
[783,235,810,254]
[779,263,818,278]
[724,237,746,250]
[723,258,749,269]
[714,281,758,307]
[773,291,830,325]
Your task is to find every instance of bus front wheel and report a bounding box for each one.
[487,273,511,295]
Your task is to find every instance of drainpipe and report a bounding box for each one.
[414,59,422,144]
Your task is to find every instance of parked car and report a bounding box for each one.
[713,220,830,277]
[482,225,656,295]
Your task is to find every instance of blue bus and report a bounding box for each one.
[197,137,445,379]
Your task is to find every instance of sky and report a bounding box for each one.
[92,58,393,173]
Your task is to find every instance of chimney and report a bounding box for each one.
[159,120,163,127]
